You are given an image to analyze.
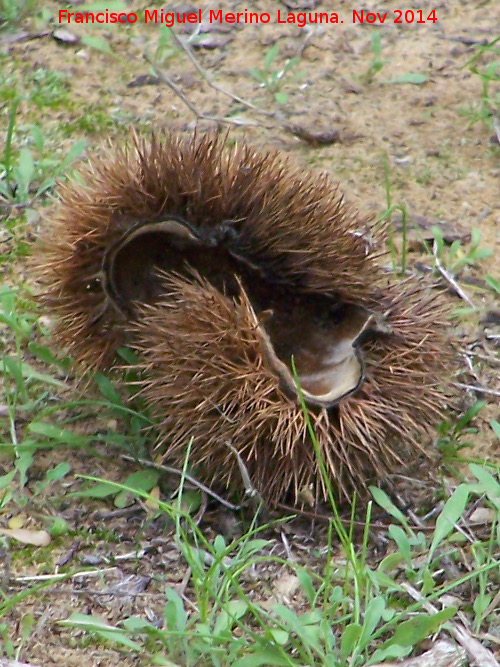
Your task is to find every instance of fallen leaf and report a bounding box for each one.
[469,507,495,524]
[272,573,300,601]
[286,123,340,145]
[52,29,80,45]
[1,528,51,547]
[387,73,428,85]
[145,485,160,511]
[127,74,160,88]
[191,33,233,49]
[8,515,24,530]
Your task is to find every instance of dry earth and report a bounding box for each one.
[0,0,499,665]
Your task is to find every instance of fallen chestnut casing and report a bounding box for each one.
[36,133,455,506]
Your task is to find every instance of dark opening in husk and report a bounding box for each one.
[103,217,387,408]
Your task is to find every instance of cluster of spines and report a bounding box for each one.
[35,133,455,506]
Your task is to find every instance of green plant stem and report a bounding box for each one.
[4,97,19,179]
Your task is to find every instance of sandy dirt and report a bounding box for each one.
[1,0,499,664]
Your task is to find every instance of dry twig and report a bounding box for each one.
[144,32,339,144]
[370,640,465,667]
[168,28,274,118]
[402,582,500,667]
[120,453,242,510]
[144,53,260,128]
[454,382,500,398]
[433,241,474,307]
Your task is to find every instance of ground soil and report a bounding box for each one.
[1,0,499,665]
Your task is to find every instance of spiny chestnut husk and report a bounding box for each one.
[37,133,455,506]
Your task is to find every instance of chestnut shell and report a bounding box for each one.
[36,133,455,506]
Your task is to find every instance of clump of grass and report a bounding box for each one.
[28,68,71,110]
[61,109,117,136]
[364,31,387,83]
[0,0,37,29]
[431,226,493,276]
[0,98,86,205]
[380,155,496,297]
[462,36,500,132]
[153,25,181,65]
[0,287,152,514]
[437,400,486,459]
[249,42,302,105]
[1,254,499,666]
[52,454,500,666]
[378,154,409,275]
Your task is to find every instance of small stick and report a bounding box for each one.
[0,30,51,46]
[493,116,500,146]
[145,37,322,142]
[370,641,465,667]
[10,567,119,584]
[280,531,295,562]
[225,441,263,506]
[120,452,242,510]
[453,382,500,398]
[168,28,275,118]
[465,350,500,365]
[144,53,259,128]
[0,660,44,667]
[433,241,474,307]
[402,581,499,667]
